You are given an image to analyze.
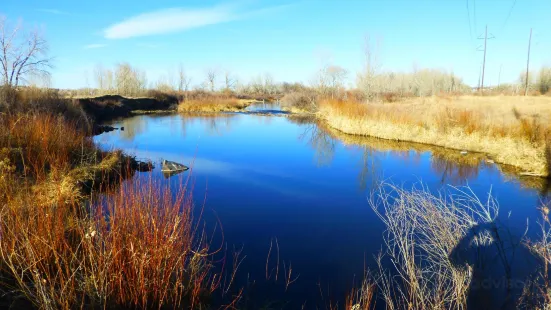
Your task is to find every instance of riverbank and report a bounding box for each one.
[317,96,551,177]
[0,89,220,309]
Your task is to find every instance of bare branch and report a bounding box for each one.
[0,18,51,88]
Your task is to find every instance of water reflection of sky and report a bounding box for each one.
[94,113,545,308]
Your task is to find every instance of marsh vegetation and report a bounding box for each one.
[1,13,551,310]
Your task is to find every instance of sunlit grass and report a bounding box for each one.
[0,170,220,309]
[178,97,253,113]
[318,96,551,176]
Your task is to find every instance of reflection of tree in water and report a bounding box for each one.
[295,119,381,190]
[356,148,380,190]
[299,123,336,166]
[119,115,149,140]
[178,114,236,137]
[430,152,485,185]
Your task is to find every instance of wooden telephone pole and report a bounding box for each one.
[477,25,494,92]
[524,28,532,96]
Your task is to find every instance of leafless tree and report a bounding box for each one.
[178,64,192,94]
[205,68,218,92]
[357,35,381,100]
[114,63,147,97]
[0,17,52,88]
[155,69,177,92]
[94,64,106,91]
[262,73,276,96]
[325,65,348,99]
[223,69,236,91]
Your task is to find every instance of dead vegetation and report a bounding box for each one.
[0,86,225,308]
[177,94,253,113]
[318,96,551,177]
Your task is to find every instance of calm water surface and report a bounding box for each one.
[94,110,547,308]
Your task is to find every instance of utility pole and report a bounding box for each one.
[481,25,487,92]
[477,25,495,93]
[524,28,532,96]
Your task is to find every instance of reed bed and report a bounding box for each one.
[0,172,220,309]
[0,110,224,309]
[178,98,253,113]
[0,112,93,179]
[368,183,496,309]
[318,96,551,176]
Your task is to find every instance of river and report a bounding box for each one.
[94,107,548,308]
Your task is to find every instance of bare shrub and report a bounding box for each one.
[357,69,470,101]
[537,67,551,95]
[280,91,318,113]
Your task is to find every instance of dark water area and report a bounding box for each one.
[94,109,549,308]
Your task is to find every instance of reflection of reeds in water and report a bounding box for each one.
[318,121,551,194]
[316,121,486,186]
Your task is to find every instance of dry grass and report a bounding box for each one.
[319,96,551,176]
[0,171,221,309]
[0,109,228,308]
[0,112,93,180]
[178,97,253,113]
[370,183,498,309]
[344,273,376,310]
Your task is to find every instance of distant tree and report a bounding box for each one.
[262,73,276,96]
[356,35,382,100]
[94,64,107,92]
[536,67,551,94]
[325,65,348,99]
[178,64,192,94]
[0,16,52,88]
[114,63,147,97]
[205,68,218,92]
[223,69,236,91]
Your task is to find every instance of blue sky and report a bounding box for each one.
[1,0,550,89]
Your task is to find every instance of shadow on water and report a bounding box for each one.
[449,221,547,309]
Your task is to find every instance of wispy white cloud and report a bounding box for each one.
[83,44,107,50]
[103,3,292,39]
[37,9,70,15]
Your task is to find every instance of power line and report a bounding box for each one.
[466,0,473,42]
[500,0,517,36]
[473,0,478,34]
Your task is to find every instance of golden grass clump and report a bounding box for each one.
[178,97,252,113]
[318,96,551,176]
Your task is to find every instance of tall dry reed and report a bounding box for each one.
[370,183,498,309]
[318,97,551,176]
[0,171,221,309]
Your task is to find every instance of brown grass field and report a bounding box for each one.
[318,95,551,177]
